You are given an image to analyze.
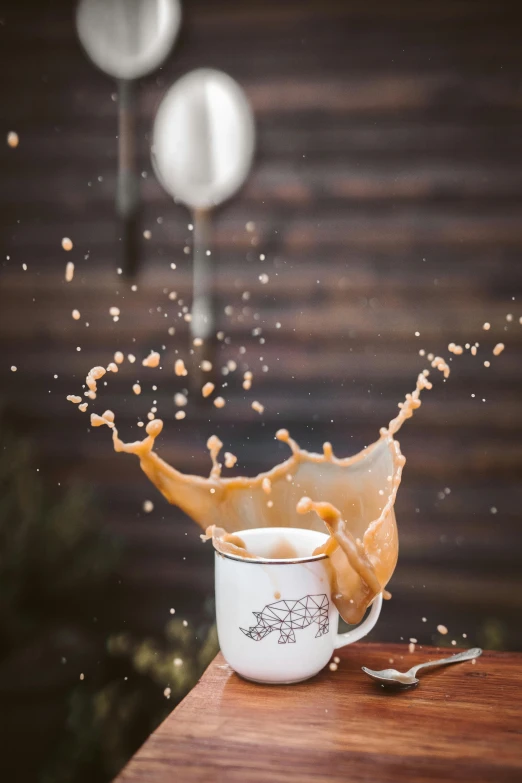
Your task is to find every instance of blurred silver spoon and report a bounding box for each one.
[76,0,182,277]
[362,647,483,690]
[152,68,255,378]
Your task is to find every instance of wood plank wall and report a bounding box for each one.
[1,0,522,651]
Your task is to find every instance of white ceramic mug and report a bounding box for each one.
[214,527,383,684]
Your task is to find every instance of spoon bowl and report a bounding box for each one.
[76,0,181,80]
[361,666,420,690]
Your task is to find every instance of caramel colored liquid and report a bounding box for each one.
[90,369,446,625]
[266,537,299,560]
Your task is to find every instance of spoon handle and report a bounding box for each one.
[117,78,140,279]
[411,647,482,677]
[192,208,213,340]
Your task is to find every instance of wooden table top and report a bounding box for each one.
[115,643,522,783]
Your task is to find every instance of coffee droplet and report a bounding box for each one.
[86,366,106,392]
[143,351,160,368]
[90,413,108,427]
[202,382,215,398]
[175,359,188,376]
[62,237,73,251]
[448,343,463,355]
[224,452,237,468]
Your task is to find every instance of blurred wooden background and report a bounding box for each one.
[1,0,522,667]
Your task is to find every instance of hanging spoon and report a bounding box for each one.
[76,0,182,277]
[152,68,255,382]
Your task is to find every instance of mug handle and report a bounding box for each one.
[334,593,383,649]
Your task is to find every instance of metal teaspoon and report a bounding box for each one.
[362,647,483,690]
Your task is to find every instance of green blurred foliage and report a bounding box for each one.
[0,420,218,783]
[43,618,218,783]
[0,424,117,653]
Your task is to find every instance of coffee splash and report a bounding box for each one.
[89,365,448,624]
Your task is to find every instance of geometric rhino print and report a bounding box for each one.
[240,594,329,644]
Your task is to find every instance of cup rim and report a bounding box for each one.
[214,527,329,565]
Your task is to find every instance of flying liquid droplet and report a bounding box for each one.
[175,359,188,376]
[224,452,237,468]
[143,351,160,368]
[202,382,215,398]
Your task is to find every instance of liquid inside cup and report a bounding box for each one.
[228,527,329,561]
